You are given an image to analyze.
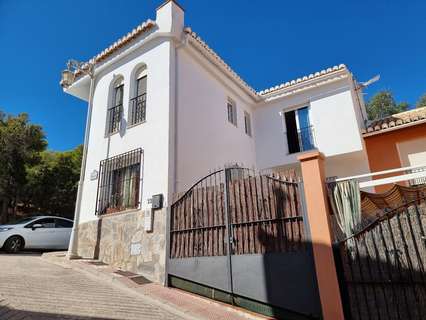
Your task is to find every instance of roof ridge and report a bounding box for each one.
[184,27,350,99]
[73,19,156,79]
[363,106,426,135]
[90,19,156,65]
[392,105,426,116]
[258,64,347,95]
[69,18,350,102]
[370,105,426,123]
[184,27,258,97]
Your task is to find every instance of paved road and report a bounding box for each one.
[0,253,184,320]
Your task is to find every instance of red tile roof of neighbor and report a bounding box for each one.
[362,106,426,136]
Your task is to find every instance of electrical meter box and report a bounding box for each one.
[151,194,163,210]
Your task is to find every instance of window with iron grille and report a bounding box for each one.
[96,149,143,215]
[107,84,123,134]
[129,75,147,126]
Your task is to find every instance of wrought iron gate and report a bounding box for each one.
[335,198,426,320]
[168,167,321,319]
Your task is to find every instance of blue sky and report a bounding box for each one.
[1,0,425,151]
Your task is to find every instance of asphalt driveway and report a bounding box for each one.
[0,253,184,320]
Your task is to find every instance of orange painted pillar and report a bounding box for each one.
[298,151,345,320]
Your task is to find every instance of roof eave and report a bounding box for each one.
[184,28,261,102]
[363,119,426,137]
[259,68,350,101]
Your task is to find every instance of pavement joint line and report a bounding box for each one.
[42,254,200,320]
[1,254,185,320]
[42,252,269,320]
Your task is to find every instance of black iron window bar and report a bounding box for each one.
[107,104,123,134]
[129,93,146,126]
[95,148,143,215]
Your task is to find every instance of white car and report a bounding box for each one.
[0,216,73,253]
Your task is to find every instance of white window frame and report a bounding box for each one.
[227,98,237,126]
[106,78,125,136]
[244,111,252,137]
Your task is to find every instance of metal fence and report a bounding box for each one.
[168,167,321,318]
[129,93,146,126]
[407,166,426,187]
[107,104,122,134]
[336,198,426,320]
[170,167,305,258]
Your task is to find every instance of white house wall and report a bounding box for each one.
[324,150,371,179]
[79,40,172,224]
[311,87,364,155]
[175,48,256,192]
[254,78,365,170]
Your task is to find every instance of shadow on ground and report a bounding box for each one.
[0,304,123,320]
[0,249,57,257]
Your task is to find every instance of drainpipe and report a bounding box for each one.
[67,67,96,259]
[165,33,188,287]
[173,34,188,193]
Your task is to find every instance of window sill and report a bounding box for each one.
[105,130,120,138]
[127,120,146,130]
[287,147,318,156]
[97,207,141,219]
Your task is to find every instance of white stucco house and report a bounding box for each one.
[61,0,371,283]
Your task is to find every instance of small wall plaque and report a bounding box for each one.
[90,170,98,181]
[144,209,153,232]
[130,242,142,256]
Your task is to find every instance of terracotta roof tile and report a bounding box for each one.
[68,21,349,100]
[183,27,258,97]
[184,27,349,99]
[258,64,347,95]
[73,19,156,79]
[362,106,426,135]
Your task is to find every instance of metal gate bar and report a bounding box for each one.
[168,166,321,318]
[336,198,426,320]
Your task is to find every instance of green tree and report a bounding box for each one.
[366,91,409,120]
[416,93,426,108]
[0,112,47,222]
[24,145,82,218]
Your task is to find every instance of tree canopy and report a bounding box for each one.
[366,91,409,120]
[0,111,81,223]
[416,93,426,108]
[23,146,82,219]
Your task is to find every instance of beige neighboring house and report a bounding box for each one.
[363,106,426,193]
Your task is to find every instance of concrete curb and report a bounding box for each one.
[41,252,270,320]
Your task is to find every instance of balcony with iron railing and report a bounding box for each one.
[286,125,316,154]
[129,93,146,126]
[107,104,122,134]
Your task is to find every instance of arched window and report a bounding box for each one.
[107,77,124,134]
[129,65,147,126]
